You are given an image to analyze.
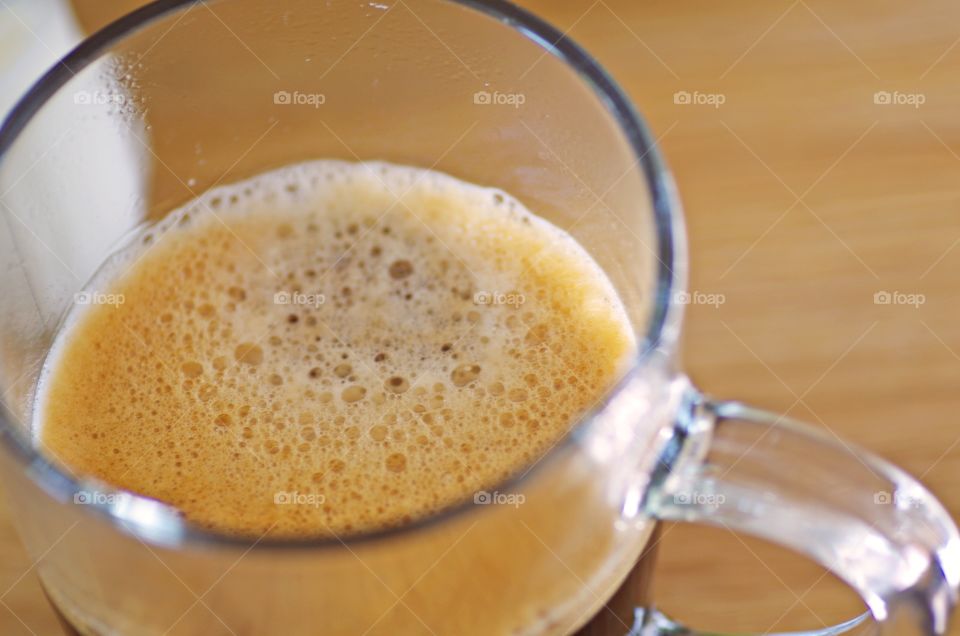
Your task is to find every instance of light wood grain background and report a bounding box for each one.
[2,0,959,634]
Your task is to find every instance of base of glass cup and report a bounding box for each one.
[43,524,867,636]
[574,529,659,635]
[41,582,94,636]
[41,529,662,636]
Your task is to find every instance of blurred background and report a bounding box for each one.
[1,0,959,633]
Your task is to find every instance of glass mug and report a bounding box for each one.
[0,1,956,634]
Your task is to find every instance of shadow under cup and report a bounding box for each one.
[0,1,677,634]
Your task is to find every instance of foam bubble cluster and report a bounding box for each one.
[37,160,636,538]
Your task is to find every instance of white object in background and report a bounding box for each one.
[0,0,83,119]
[0,0,149,313]
[0,0,150,417]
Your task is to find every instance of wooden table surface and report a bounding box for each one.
[3,0,960,633]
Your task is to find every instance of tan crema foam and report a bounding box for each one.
[37,161,635,538]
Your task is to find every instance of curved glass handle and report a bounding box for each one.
[638,386,960,636]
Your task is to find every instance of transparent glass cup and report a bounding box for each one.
[0,1,956,634]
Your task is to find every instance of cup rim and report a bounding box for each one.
[0,0,684,550]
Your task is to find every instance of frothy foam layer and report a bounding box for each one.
[37,161,636,538]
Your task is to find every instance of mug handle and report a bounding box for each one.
[635,383,960,635]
